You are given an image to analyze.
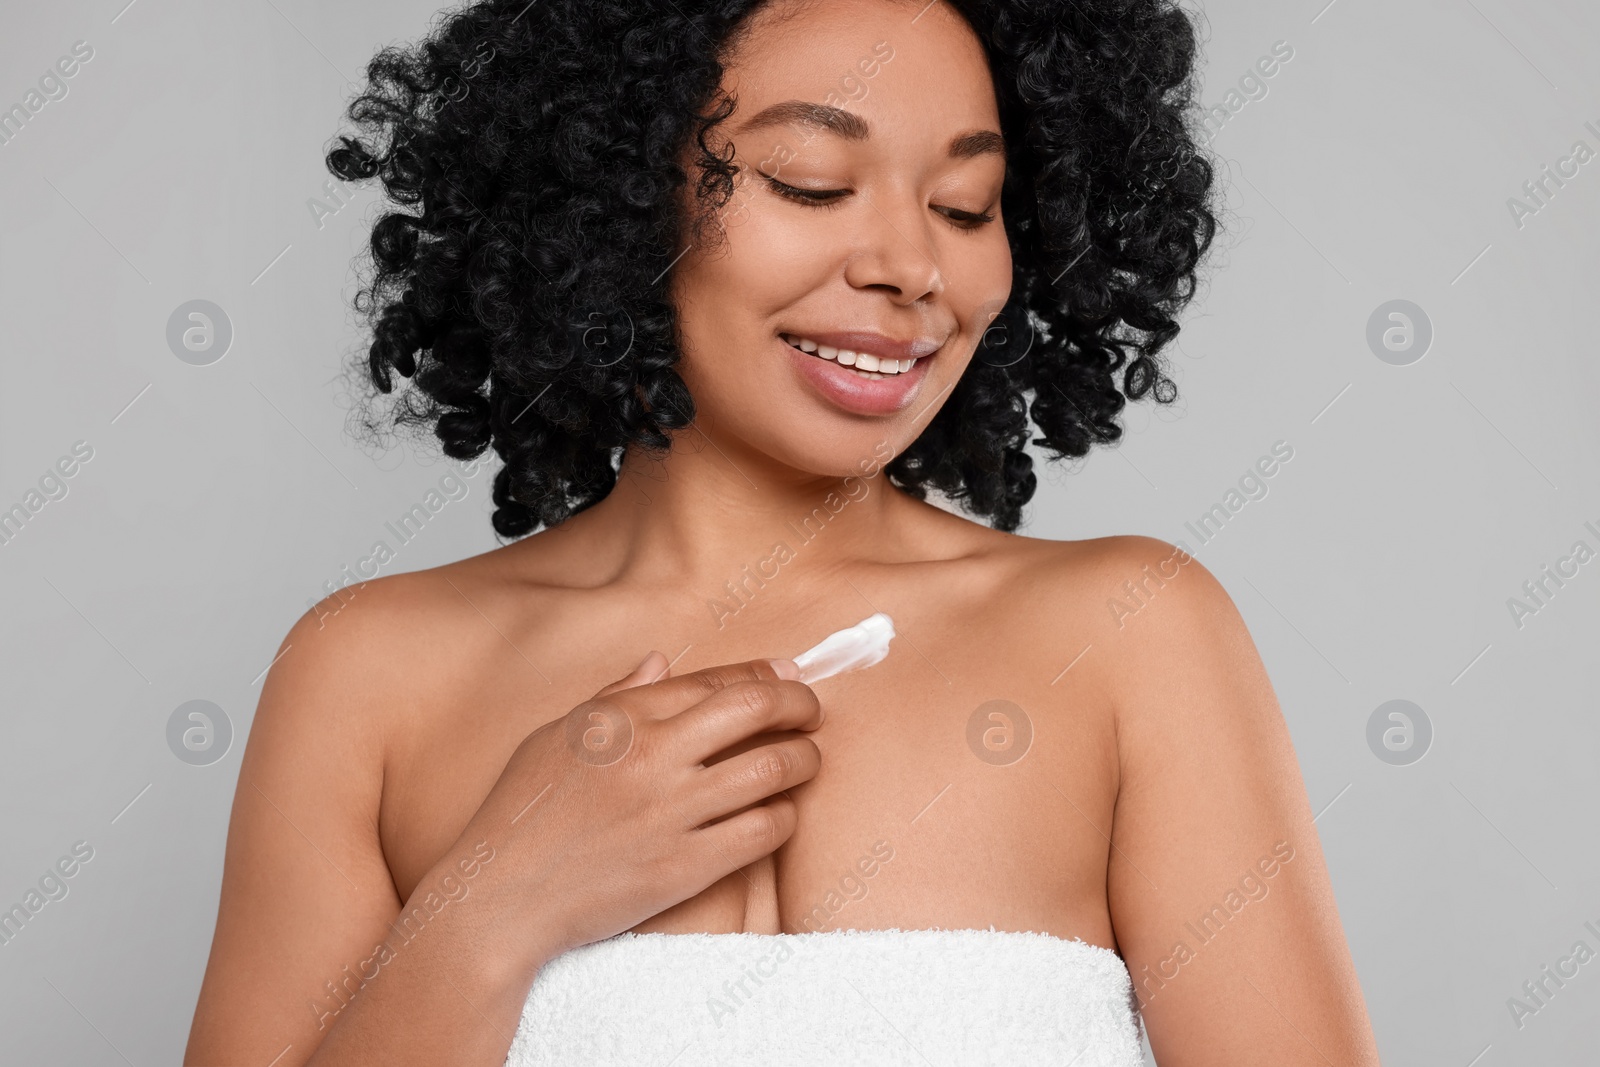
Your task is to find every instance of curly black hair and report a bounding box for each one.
[326,0,1220,538]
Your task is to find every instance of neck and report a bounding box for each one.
[568,422,911,592]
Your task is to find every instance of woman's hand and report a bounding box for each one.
[451,653,823,962]
[189,590,822,1067]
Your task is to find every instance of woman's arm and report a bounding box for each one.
[185,576,827,1066]
[183,599,559,1067]
[1099,537,1381,1065]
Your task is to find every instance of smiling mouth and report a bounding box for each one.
[780,333,921,380]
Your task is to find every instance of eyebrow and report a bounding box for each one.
[735,99,1006,160]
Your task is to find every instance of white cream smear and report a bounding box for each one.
[791,612,896,684]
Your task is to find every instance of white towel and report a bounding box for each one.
[504,927,1145,1066]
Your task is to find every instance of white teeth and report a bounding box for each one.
[782,334,919,377]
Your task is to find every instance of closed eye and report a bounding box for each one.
[937,204,998,229]
[760,174,996,231]
[761,175,848,209]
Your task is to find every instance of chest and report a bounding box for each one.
[378,611,1120,947]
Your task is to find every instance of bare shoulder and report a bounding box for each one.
[1014,532,1220,607]
[189,541,553,1062]
[1075,535,1249,660]
[948,529,1278,762]
[1030,539,1382,1060]
[1017,533,1271,732]
[262,539,546,740]
[965,530,1237,651]
[963,539,1376,1060]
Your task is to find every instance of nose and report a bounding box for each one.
[841,191,947,304]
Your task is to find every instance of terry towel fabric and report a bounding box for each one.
[504,926,1145,1066]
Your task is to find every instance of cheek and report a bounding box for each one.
[672,202,828,368]
[722,194,840,292]
[947,234,1015,355]
[974,224,1014,304]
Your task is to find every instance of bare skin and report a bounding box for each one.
[186,1,1381,1065]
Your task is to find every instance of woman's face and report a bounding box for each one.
[669,0,1012,479]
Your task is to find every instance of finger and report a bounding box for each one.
[594,650,669,697]
[695,796,798,872]
[663,678,824,764]
[685,738,822,827]
[619,658,796,720]
[635,651,670,684]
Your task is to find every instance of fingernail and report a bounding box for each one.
[639,651,669,683]
[767,657,800,681]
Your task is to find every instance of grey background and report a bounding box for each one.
[1,0,1596,1063]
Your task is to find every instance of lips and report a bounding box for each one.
[779,332,936,416]
[784,330,942,362]
[780,333,921,378]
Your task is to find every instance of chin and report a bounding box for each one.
[745,422,902,483]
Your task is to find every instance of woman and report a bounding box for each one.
[186,0,1382,1063]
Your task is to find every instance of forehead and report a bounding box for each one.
[722,0,1002,150]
